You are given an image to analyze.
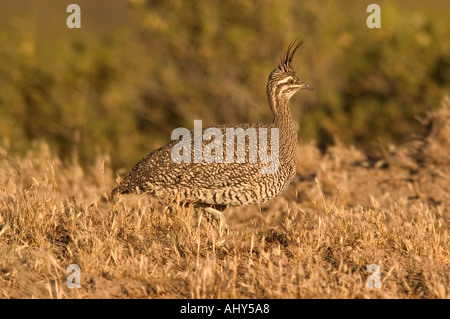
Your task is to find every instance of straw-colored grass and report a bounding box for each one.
[1,105,449,299]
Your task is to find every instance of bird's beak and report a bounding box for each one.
[300,83,313,91]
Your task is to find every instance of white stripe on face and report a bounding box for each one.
[276,76,294,86]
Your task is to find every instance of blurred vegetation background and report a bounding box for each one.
[0,0,449,172]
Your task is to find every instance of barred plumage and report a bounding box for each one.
[112,40,312,221]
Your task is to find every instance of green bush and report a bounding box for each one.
[0,1,449,170]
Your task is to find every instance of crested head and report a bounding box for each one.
[267,39,312,117]
[279,39,303,74]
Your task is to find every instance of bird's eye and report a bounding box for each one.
[288,78,295,85]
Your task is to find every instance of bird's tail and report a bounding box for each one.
[110,186,122,201]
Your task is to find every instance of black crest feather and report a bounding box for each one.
[279,39,303,72]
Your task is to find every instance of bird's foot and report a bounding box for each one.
[203,206,228,234]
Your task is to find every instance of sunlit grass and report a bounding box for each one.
[1,105,449,298]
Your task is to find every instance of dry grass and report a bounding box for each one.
[1,105,450,299]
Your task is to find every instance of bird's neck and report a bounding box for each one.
[269,94,298,163]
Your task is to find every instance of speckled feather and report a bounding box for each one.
[112,40,311,207]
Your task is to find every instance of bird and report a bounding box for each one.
[111,39,312,225]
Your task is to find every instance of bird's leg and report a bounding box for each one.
[202,206,228,230]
